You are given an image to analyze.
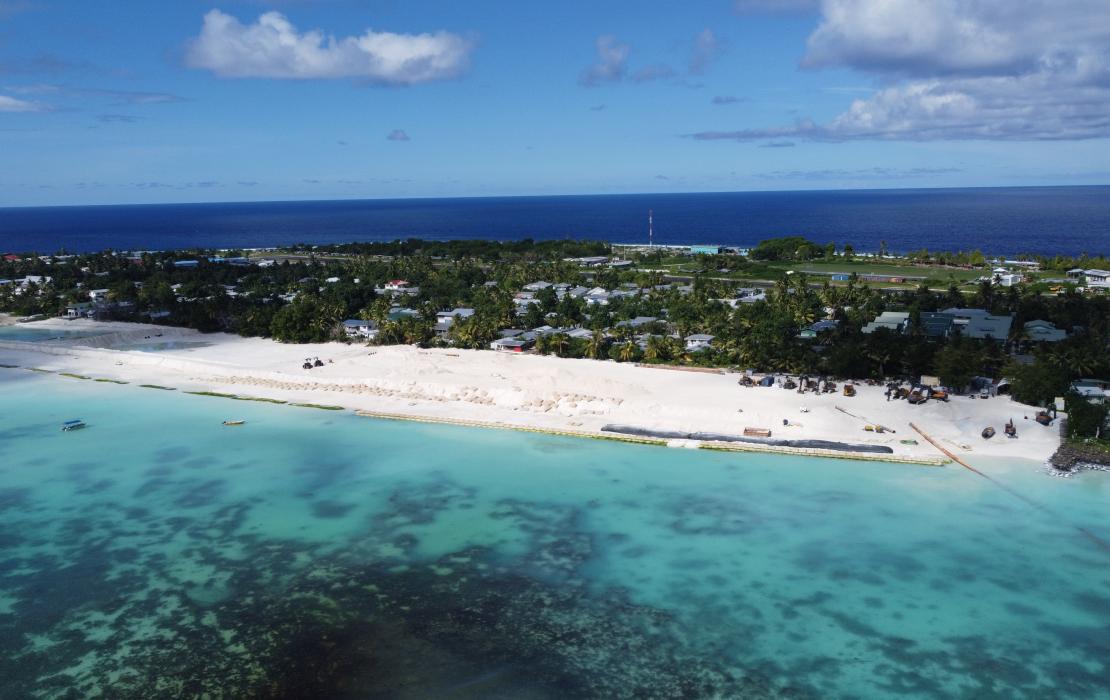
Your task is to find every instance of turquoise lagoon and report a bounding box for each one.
[1,368,1108,698]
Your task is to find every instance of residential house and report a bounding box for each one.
[684,333,715,351]
[522,281,552,292]
[1022,320,1067,343]
[342,319,379,340]
[915,312,955,338]
[88,289,110,302]
[1083,269,1110,290]
[1072,379,1109,403]
[941,308,1014,340]
[862,311,910,334]
[434,308,475,335]
[64,302,94,319]
[490,337,531,352]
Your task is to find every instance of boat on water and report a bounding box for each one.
[222,420,246,426]
[982,426,996,439]
[61,419,86,432]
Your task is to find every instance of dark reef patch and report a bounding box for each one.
[312,500,357,519]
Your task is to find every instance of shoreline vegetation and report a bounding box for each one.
[2,235,1106,464]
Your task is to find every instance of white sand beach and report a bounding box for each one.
[2,318,1062,465]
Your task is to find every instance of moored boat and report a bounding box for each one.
[61,419,86,432]
[222,420,246,426]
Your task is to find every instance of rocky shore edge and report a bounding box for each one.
[1047,441,1110,478]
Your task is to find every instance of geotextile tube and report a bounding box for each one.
[601,425,894,454]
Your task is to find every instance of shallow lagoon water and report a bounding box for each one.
[1,369,1108,698]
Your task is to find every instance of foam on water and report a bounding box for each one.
[1,369,1108,698]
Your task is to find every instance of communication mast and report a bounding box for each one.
[648,209,654,247]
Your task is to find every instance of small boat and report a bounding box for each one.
[1004,420,1017,438]
[222,420,246,426]
[982,426,996,439]
[61,419,86,432]
[783,379,797,390]
[843,384,856,397]
[929,388,949,401]
[1035,411,1052,426]
[907,390,927,405]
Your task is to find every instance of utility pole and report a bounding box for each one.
[648,209,653,247]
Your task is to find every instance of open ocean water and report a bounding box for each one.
[1,368,1108,698]
[1,186,1109,257]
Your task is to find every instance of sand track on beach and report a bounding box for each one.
[0,318,1062,465]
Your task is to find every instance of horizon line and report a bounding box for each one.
[2,182,1108,211]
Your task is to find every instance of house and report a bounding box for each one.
[434,308,475,335]
[1072,379,1110,403]
[1083,269,1110,289]
[684,333,715,351]
[941,308,1014,340]
[173,260,199,268]
[64,302,94,319]
[1066,268,1085,278]
[88,289,110,301]
[830,273,851,282]
[342,319,379,340]
[384,279,410,291]
[490,338,531,352]
[993,273,1023,287]
[615,316,658,329]
[862,311,910,334]
[566,327,594,340]
[916,312,955,338]
[2,254,20,262]
[689,245,724,255]
[523,281,552,291]
[584,287,611,306]
[1022,320,1067,343]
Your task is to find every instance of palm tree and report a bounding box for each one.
[619,340,638,363]
[585,330,607,360]
[549,332,571,358]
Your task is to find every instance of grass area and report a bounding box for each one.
[1067,438,1110,456]
[59,372,91,380]
[139,384,176,390]
[291,402,345,411]
[94,378,129,384]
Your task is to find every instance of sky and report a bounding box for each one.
[1,0,1108,206]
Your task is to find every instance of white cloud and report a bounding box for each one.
[690,29,720,74]
[0,93,43,112]
[185,10,473,84]
[579,35,629,87]
[701,0,1110,141]
[386,129,410,141]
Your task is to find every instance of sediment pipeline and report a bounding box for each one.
[601,424,894,454]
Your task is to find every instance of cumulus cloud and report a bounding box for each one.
[690,29,721,74]
[702,0,1110,141]
[185,10,473,84]
[579,35,630,86]
[0,93,44,112]
[712,95,744,105]
[386,128,410,141]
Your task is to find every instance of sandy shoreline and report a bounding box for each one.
[3,318,1062,466]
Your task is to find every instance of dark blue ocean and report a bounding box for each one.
[1,186,1107,256]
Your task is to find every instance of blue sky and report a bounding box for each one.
[1,0,1108,206]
